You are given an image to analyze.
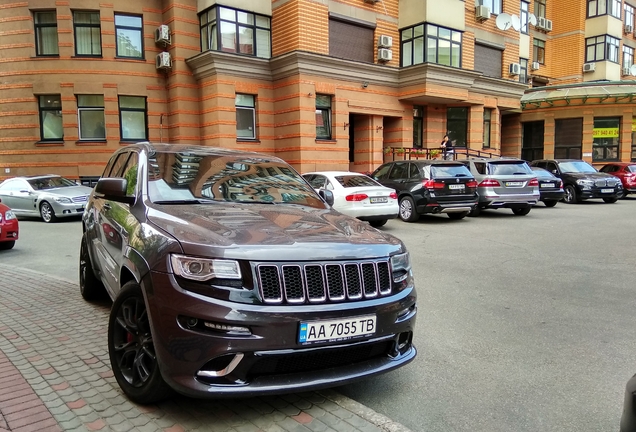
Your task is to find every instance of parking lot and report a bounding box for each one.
[2,198,636,431]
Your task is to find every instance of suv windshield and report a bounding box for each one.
[431,164,472,178]
[628,165,636,173]
[487,162,532,176]
[334,175,379,188]
[148,151,325,208]
[558,161,597,174]
[28,176,76,190]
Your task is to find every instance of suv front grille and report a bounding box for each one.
[256,260,392,304]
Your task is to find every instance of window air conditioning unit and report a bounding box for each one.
[583,62,596,73]
[155,24,171,45]
[156,52,172,70]
[509,63,521,76]
[625,24,634,34]
[544,19,553,32]
[623,66,631,76]
[378,48,393,62]
[536,17,547,30]
[475,5,490,21]
[531,61,540,71]
[378,35,393,48]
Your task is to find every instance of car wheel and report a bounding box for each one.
[618,189,627,199]
[369,219,387,228]
[39,201,57,223]
[544,200,558,208]
[399,197,419,222]
[79,232,106,301]
[603,197,618,203]
[563,185,579,204]
[512,207,531,216]
[108,281,172,404]
[447,211,469,220]
[0,241,15,250]
[468,206,481,217]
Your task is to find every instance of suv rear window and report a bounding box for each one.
[334,175,379,188]
[431,164,472,178]
[487,162,532,176]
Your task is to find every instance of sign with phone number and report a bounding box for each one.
[593,128,619,138]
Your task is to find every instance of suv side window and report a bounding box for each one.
[474,162,486,175]
[388,163,407,180]
[120,153,139,196]
[106,153,129,178]
[373,164,392,180]
[408,163,420,179]
[546,162,558,174]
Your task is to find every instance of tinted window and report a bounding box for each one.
[334,175,380,188]
[599,165,616,173]
[558,161,597,173]
[408,164,420,179]
[106,153,129,178]
[372,164,392,180]
[27,176,76,190]
[487,162,532,175]
[545,162,558,173]
[388,163,408,180]
[474,162,486,174]
[120,153,139,196]
[431,164,472,178]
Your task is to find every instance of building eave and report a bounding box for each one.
[186,51,272,81]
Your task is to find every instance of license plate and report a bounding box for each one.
[370,197,388,204]
[448,184,465,190]
[505,181,524,187]
[298,315,376,344]
[540,183,555,188]
[601,188,614,193]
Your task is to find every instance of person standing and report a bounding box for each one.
[441,134,453,160]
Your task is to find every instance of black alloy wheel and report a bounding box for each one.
[40,201,57,223]
[79,232,106,301]
[563,185,579,204]
[108,282,172,404]
[399,196,419,222]
[543,200,558,207]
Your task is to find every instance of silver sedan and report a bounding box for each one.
[0,175,94,223]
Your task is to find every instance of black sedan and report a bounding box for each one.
[530,167,564,207]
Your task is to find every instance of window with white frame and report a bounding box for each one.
[626,3,635,29]
[119,96,147,141]
[77,95,105,140]
[34,11,59,56]
[521,1,530,34]
[39,95,63,141]
[315,95,332,140]
[73,11,101,56]
[478,0,502,14]
[235,94,256,139]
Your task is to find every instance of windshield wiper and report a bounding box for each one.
[454,173,468,177]
[231,200,276,205]
[153,199,216,205]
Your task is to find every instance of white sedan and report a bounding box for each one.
[302,171,399,228]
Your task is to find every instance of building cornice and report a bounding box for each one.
[472,76,529,100]
[185,51,273,81]
[399,63,481,89]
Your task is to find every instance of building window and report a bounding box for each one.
[554,118,582,159]
[115,14,143,59]
[624,45,634,69]
[534,0,547,18]
[519,58,528,84]
[401,23,461,68]
[588,0,621,18]
[236,94,256,140]
[199,6,271,59]
[483,109,492,149]
[39,95,63,141]
[447,107,468,148]
[522,121,545,161]
[73,11,101,56]
[533,39,546,64]
[119,96,147,141]
[34,11,59,56]
[593,117,620,162]
[611,0,622,18]
[315,95,332,140]
[77,95,105,140]
[478,0,502,14]
[413,106,423,148]
[626,4,635,29]
[586,35,620,62]
[521,1,530,34]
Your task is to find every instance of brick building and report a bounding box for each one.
[1,0,634,181]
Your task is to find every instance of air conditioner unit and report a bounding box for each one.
[156,52,172,70]
[625,24,634,34]
[583,62,596,73]
[544,19,553,32]
[378,48,392,62]
[536,16,547,30]
[509,63,521,76]
[378,35,393,48]
[475,5,490,21]
[155,24,171,45]
[623,66,631,76]
[363,0,380,3]
[531,61,540,71]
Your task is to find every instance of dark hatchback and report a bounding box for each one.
[371,160,478,222]
[530,159,622,204]
[530,167,564,207]
[80,143,417,403]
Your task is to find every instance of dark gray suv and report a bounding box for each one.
[80,143,417,403]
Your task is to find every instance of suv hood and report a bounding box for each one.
[42,186,93,197]
[146,203,403,261]
[561,172,613,180]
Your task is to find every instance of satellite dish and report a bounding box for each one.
[511,14,521,31]
[630,64,636,76]
[528,13,538,26]
[496,13,513,31]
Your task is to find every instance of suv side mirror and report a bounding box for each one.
[551,170,558,175]
[319,189,334,206]
[95,178,135,204]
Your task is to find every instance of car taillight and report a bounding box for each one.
[478,178,500,187]
[528,178,539,187]
[345,193,368,202]
[389,192,397,199]
[466,180,478,188]
[422,180,445,189]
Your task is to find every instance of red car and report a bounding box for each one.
[0,199,19,250]
[599,162,636,198]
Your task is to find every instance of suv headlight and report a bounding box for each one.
[54,196,73,204]
[391,252,411,283]
[4,210,16,220]
[576,179,594,189]
[170,254,241,282]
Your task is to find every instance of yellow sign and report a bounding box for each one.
[632,119,636,132]
[593,127,619,138]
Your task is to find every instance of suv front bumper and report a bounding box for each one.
[578,186,621,200]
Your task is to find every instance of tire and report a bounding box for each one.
[618,189,627,199]
[108,281,172,404]
[0,241,15,250]
[603,197,618,203]
[398,196,419,222]
[468,206,481,217]
[40,201,57,223]
[544,200,558,208]
[512,207,531,216]
[79,232,106,301]
[447,211,469,220]
[563,185,579,204]
[369,219,387,228]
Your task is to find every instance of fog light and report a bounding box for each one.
[204,321,250,334]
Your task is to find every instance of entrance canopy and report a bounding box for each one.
[521,81,636,109]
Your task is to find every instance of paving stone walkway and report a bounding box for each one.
[0,264,411,432]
